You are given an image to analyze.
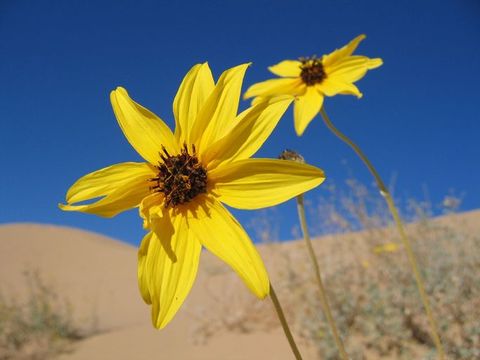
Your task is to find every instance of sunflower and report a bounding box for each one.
[244,35,383,136]
[60,63,325,329]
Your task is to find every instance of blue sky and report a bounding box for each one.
[1,0,479,245]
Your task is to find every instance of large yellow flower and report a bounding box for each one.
[60,63,325,329]
[244,35,383,136]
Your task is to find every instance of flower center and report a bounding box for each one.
[150,144,207,208]
[299,57,326,86]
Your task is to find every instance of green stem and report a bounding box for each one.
[319,107,445,360]
[297,194,349,360]
[270,284,303,360]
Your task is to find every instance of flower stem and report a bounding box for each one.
[296,194,349,360]
[269,284,303,360]
[319,107,445,360]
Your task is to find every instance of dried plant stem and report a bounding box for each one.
[269,284,303,360]
[296,194,349,360]
[319,107,445,360]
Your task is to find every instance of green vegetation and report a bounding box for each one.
[0,270,96,360]
[197,178,479,359]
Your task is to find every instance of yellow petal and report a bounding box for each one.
[202,96,293,169]
[59,162,155,217]
[138,232,153,304]
[322,34,367,67]
[318,79,363,98]
[59,179,150,217]
[293,87,324,136]
[268,60,302,77]
[244,78,304,100]
[188,197,270,298]
[143,214,202,329]
[139,192,164,229]
[367,58,383,70]
[191,64,249,151]
[64,162,154,204]
[173,63,215,144]
[210,158,325,209]
[110,87,178,165]
[251,96,267,106]
[329,55,383,73]
[326,55,383,83]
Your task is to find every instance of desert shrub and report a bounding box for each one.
[0,270,96,360]
[191,177,479,359]
[297,180,479,359]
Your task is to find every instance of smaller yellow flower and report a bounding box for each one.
[244,34,383,136]
[373,242,399,254]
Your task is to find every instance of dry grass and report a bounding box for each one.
[299,179,479,359]
[194,178,479,359]
[0,270,97,360]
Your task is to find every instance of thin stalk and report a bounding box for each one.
[269,284,303,360]
[319,107,445,360]
[297,194,349,360]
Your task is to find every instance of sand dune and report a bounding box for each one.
[1,210,479,359]
[0,223,310,359]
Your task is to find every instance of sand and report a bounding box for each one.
[1,209,479,359]
[0,223,308,359]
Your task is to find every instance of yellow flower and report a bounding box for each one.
[373,242,399,254]
[60,63,326,329]
[244,35,383,136]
